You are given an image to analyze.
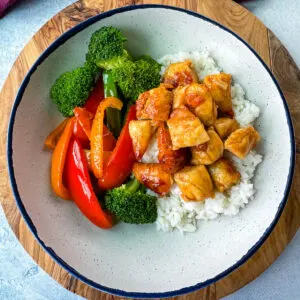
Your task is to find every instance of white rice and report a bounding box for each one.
[144,51,263,233]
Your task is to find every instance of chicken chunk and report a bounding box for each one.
[224,126,260,159]
[174,165,214,201]
[136,86,173,121]
[208,158,241,192]
[129,120,156,160]
[203,73,233,116]
[163,60,199,88]
[157,123,189,173]
[173,84,217,126]
[173,86,188,109]
[132,163,172,195]
[191,128,224,165]
[167,106,209,150]
[185,84,217,126]
[214,117,239,139]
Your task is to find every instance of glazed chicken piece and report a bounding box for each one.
[132,163,172,196]
[224,126,260,159]
[214,117,239,139]
[191,128,224,165]
[167,106,210,150]
[203,73,233,116]
[157,123,189,173]
[129,120,156,161]
[208,158,241,192]
[159,83,174,90]
[163,60,199,88]
[173,84,217,126]
[173,85,188,109]
[186,84,218,126]
[174,165,214,201]
[136,85,173,122]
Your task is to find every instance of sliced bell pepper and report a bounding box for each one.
[90,97,123,179]
[73,107,116,151]
[103,125,117,151]
[74,107,93,139]
[73,119,90,149]
[65,138,114,229]
[98,105,137,190]
[103,70,122,138]
[84,76,105,115]
[84,149,112,172]
[51,117,75,200]
[44,119,68,150]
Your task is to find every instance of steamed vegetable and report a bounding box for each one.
[86,26,131,70]
[111,57,161,101]
[86,26,161,101]
[98,105,137,190]
[103,70,123,137]
[51,118,75,200]
[50,62,98,117]
[44,119,68,150]
[105,178,157,224]
[65,138,115,229]
[84,75,105,115]
[90,97,123,179]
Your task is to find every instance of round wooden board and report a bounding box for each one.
[1,0,299,299]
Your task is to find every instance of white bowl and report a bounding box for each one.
[7,5,295,298]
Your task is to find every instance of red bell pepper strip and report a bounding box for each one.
[65,138,114,229]
[98,105,137,190]
[72,76,104,146]
[73,119,90,149]
[74,107,93,139]
[84,76,105,115]
[103,126,117,151]
[90,97,123,179]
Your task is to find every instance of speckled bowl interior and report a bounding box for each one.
[7,5,294,298]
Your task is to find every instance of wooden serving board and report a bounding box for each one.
[0,0,299,299]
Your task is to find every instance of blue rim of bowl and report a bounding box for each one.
[7,4,295,299]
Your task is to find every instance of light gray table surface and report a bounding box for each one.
[0,1,299,299]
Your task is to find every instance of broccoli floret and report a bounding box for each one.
[50,63,98,117]
[105,178,157,224]
[86,26,131,70]
[111,58,161,101]
[84,60,100,77]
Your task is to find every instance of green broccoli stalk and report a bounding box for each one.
[50,62,98,117]
[111,57,162,102]
[86,26,131,70]
[105,178,157,224]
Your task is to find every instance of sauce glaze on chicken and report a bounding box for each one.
[129,60,260,201]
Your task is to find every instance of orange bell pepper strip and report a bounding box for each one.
[90,97,123,179]
[85,150,112,172]
[51,117,75,200]
[74,106,117,151]
[44,119,68,150]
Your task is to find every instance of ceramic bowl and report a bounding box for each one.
[7,5,294,298]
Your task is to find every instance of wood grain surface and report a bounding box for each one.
[0,0,299,299]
